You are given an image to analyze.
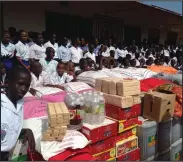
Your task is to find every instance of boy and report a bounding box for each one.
[1,67,35,160]
[83,44,96,63]
[29,60,48,96]
[46,62,74,89]
[39,47,58,74]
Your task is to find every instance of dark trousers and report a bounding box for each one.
[0,152,9,161]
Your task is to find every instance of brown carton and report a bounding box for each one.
[104,93,133,108]
[132,95,141,105]
[143,91,176,123]
[101,78,113,94]
[95,77,108,91]
[109,78,122,95]
[116,79,140,96]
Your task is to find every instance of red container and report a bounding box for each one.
[90,136,116,155]
[94,148,116,161]
[106,104,141,121]
[117,148,140,161]
[82,118,118,143]
[116,126,137,143]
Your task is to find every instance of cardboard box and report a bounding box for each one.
[116,79,140,96]
[143,91,176,122]
[90,136,116,155]
[133,95,141,105]
[93,148,116,161]
[104,93,133,108]
[109,78,121,95]
[116,127,137,143]
[116,135,138,158]
[82,118,118,143]
[107,117,138,134]
[116,148,140,161]
[106,104,141,120]
[95,77,108,91]
[102,78,112,94]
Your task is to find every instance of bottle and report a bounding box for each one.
[98,92,105,123]
[91,93,100,125]
[83,92,92,123]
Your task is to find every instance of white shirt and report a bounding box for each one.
[39,58,58,74]
[69,46,83,64]
[29,44,46,60]
[15,41,30,61]
[47,72,73,85]
[1,43,15,58]
[44,41,58,59]
[30,71,48,88]
[108,46,116,52]
[1,94,24,151]
[84,52,96,63]
[114,48,128,59]
[57,45,71,62]
[161,49,170,57]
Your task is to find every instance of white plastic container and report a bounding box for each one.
[171,138,182,161]
[137,120,158,160]
[158,118,172,152]
[172,117,181,144]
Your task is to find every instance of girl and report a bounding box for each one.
[29,33,46,60]
[44,33,58,59]
[66,61,76,80]
[15,30,30,70]
[39,47,58,74]
[46,62,74,90]
[1,30,16,71]
[75,58,90,76]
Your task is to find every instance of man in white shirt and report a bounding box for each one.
[114,43,128,60]
[57,37,71,63]
[1,30,15,70]
[69,37,83,65]
[1,67,35,160]
[39,47,58,75]
[44,33,58,59]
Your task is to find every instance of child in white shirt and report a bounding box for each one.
[39,47,58,74]
[46,62,74,90]
[29,60,48,96]
[84,44,96,63]
[1,67,35,160]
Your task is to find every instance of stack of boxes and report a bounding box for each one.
[42,102,70,141]
[141,91,182,161]
[93,77,141,161]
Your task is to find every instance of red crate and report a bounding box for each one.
[117,148,140,161]
[106,104,141,121]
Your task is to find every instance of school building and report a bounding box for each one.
[1,1,182,44]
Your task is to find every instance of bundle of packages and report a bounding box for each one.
[42,102,70,141]
[95,77,141,161]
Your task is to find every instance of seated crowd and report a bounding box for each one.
[1,28,183,96]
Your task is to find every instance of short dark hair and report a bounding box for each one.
[6,66,31,82]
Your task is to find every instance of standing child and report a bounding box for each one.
[39,47,58,74]
[45,62,74,90]
[1,67,35,160]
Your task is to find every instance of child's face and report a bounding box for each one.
[57,64,65,76]
[33,62,42,76]
[2,33,10,44]
[20,32,28,42]
[68,62,75,72]
[9,73,31,100]
[1,64,6,75]
[47,48,55,59]
[110,50,115,58]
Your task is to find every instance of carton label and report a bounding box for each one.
[148,134,157,147]
[175,151,181,161]
[110,148,116,157]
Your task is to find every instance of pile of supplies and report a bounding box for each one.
[27,79,182,161]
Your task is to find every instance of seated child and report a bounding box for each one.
[75,58,91,76]
[99,57,110,70]
[46,61,74,90]
[109,50,118,68]
[86,57,98,70]
[139,58,146,67]
[154,59,162,66]
[126,54,132,60]
[123,58,131,69]
[130,59,137,67]
[84,44,96,63]
[29,60,48,96]
[1,67,35,160]
[39,47,58,74]
[66,61,76,77]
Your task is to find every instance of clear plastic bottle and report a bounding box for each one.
[84,92,92,123]
[91,93,100,125]
[98,92,105,123]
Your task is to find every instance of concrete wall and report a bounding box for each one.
[3,1,181,43]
